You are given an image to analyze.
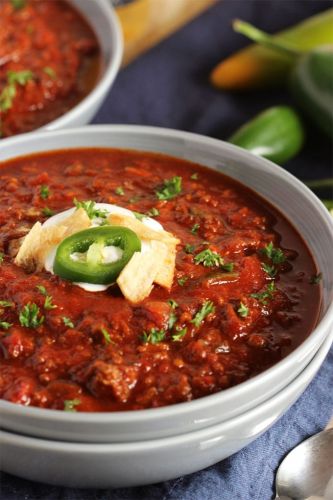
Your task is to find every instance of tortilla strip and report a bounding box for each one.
[15,208,91,272]
[108,213,180,246]
[117,242,168,303]
[154,242,177,290]
[61,208,91,237]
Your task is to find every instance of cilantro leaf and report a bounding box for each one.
[101,327,111,344]
[310,273,322,285]
[237,302,249,318]
[115,186,124,196]
[191,223,200,234]
[262,242,285,264]
[73,199,108,220]
[0,320,12,330]
[250,282,276,305]
[194,249,224,267]
[0,300,14,308]
[62,316,74,329]
[141,328,166,344]
[172,327,187,342]
[19,303,44,328]
[191,300,215,327]
[40,185,50,199]
[156,176,182,201]
[42,207,55,217]
[43,67,56,79]
[44,295,57,311]
[146,207,159,217]
[64,399,81,412]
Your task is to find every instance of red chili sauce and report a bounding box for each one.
[0,149,321,412]
[0,0,101,138]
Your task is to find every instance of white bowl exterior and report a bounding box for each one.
[1,330,332,488]
[0,126,332,443]
[30,0,123,132]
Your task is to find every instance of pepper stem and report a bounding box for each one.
[233,19,301,60]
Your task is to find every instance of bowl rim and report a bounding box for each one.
[1,328,332,450]
[1,124,333,423]
[38,0,123,133]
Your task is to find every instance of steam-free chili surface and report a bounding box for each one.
[0,149,321,411]
[0,0,100,138]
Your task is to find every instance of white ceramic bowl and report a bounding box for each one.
[28,0,123,134]
[0,126,333,443]
[1,330,332,488]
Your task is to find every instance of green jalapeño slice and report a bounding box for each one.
[54,226,141,284]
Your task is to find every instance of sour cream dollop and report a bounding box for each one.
[42,203,164,292]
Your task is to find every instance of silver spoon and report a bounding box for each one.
[275,428,333,499]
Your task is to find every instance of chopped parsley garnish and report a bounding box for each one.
[36,285,47,296]
[184,244,195,254]
[0,320,12,330]
[44,295,57,311]
[178,277,188,287]
[42,207,55,217]
[251,282,276,305]
[133,211,145,221]
[168,299,178,309]
[237,302,249,318]
[146,207,159,217]
[64,399,81,412]
[190,173,198,180]
[62,316,74,329]
[129,195,141,203]
[0,70,34,112]
[0,300,14,308]
[191,223,200,234]
[172,327,187,342]
[115,186,124,196]
[10,0,26,10]
[40,185,50,199]
[43,67,56,79]
[141,328,166,344]
[194,249,223,267]
[0,253,4,264]
[310,273,322,285]
[101,327,111,344]
[168,311,177,330]
[191,300,215,327]
[73,199,108,220]
[262,242,285,264]
[156,176,182,201]
[262,263,277,278]
[19,303,44,328]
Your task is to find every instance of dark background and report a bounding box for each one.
[1,1,332,499]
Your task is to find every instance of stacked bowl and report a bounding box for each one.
[1,126,333,487]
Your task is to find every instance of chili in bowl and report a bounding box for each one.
[0,0,122,138]
[0,125,332,443]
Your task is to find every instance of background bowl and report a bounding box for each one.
[0,125,332,443]
[1,329,332,488]
[38,0,123,133]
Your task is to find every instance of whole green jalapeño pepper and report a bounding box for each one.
[54,226,141,284]
[234,20,333,137]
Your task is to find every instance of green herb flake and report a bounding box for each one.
[168,311,177,330]
[19,303,44,329]
[262,242,285,265]
[191,300,215,328]
[251,282,276,305]
[146,207,159,217]
[172,327,187,342]
[0,253,4,264]
[310,273,322,285]
[115,186,125,196]
[168,299,178,309]
[237,302,249,318]
[64,399,81,412]
[44,296,57,311]
[191,223,200,234]
[40,185,50,200]
[73,199,108,220]
[156,176,182,201]
[133,211,145,221]
[62,316,74,329]
[262,263,277,278]
[0,70,34,112]
[178,277,188,287]
[190,173,198,180]
[42,207,55,217]
[194,248,224,267]
[101,327,111,344]
[0,300,14,308]
[0,320,12,330]
[43,67,56,79]
[36,285,47,296]
[141,328,166,344]
[10,0,26,10]
[184,244,195,254]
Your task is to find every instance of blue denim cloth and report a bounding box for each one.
[1,1,332,498]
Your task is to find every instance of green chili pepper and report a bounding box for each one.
[233,20,333,138]
[229,106,305,164]
[54,226,141,284]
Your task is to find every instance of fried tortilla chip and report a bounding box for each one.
[117,242,168,303]
[61,207,91,237]
[154,242,177,290]
[108,213,180,246]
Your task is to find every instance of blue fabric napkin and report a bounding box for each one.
[1,1,332,498]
